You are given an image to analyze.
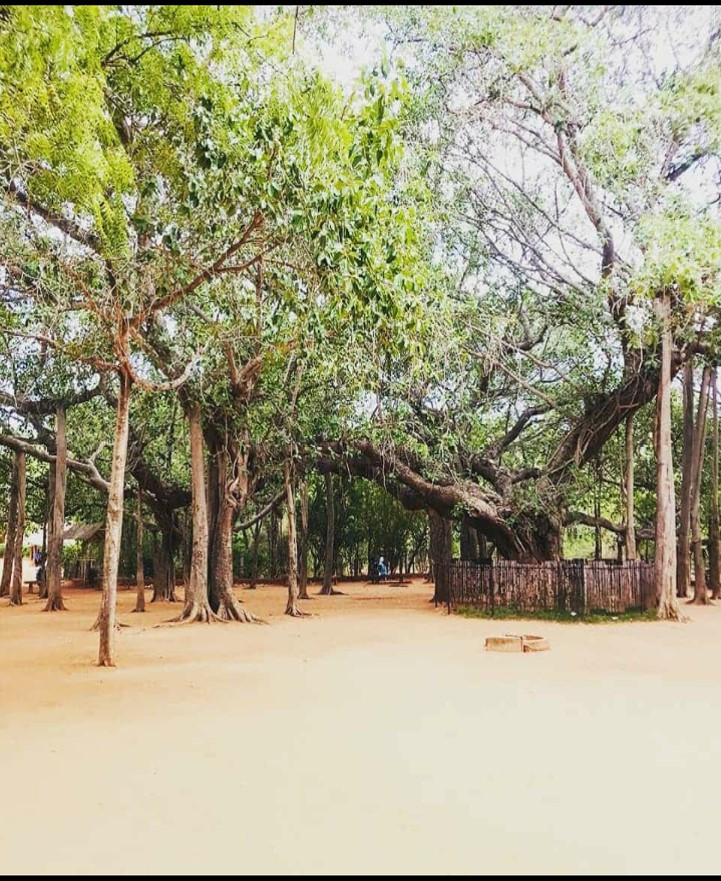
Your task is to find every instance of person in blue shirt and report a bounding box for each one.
[378,556,387,582]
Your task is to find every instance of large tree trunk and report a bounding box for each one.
[45,406,68,612]
[710,369,721,599]
[284,459,307,617]
[655,296,683,621]
[9,450,26,605]
[429,509,453,604]
[677,359,695,597]
[624,413,637,561]
[318,471,340,595]
[97,373,132,666]
[297,475,310,599]
[208,443,260,623]
[0,452,19,597]
[132,488,145,612]
[171,403,217,623]
[690,366,712,604]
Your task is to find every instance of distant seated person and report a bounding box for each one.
[378,556,388,583]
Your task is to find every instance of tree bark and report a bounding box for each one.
[170,403,218,623]
[624,413,637,561]
[132,487,145,612]
[297,475,310,599]
[97,372,132,666]
[318,471,339,595]
[654,296,683,621]
[677,358,695,597]
[429,509,453,603]
[710,369,721,599]
[45,406,68,611]
[0,452,19,597]
[690,365,711,604]
[284,459,307,616]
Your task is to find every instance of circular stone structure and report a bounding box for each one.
[484,634,550,652]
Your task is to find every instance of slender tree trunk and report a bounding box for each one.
[319,471,340,595]
[284,459,308,616]
[710,369,721,599]
[249,520,261,588]
[297,475,310,599]
[45,406,68,611]
[460,516,479,562]
[690,366,712,604]
[171,403,217,623]
[133,488,145,612]
[37,480,49,598]
[594,454,603,560]
[655,296,683,621]
[267,513,277,580]
[97,373,132,666]
[624,413,637,561]
[0,453,19,597]
[677,359,695,597]
[37,465,54,600]
[429,509,452,603]
[149,511,178,601]
[209,445,260,622]
[9,451,26,605]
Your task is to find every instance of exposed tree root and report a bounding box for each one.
[657,600,689,622]
[89,616,130,632]
[317,588,345,596]
[216,594,265,623]
[43,596,68,612]
[131,608,146,613]
[285,603,311,617]
[687,596,712,605]
[163,601,225,625]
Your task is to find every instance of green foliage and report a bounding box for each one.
[455,605,658,624]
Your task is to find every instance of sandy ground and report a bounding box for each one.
[1,571,721,876]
